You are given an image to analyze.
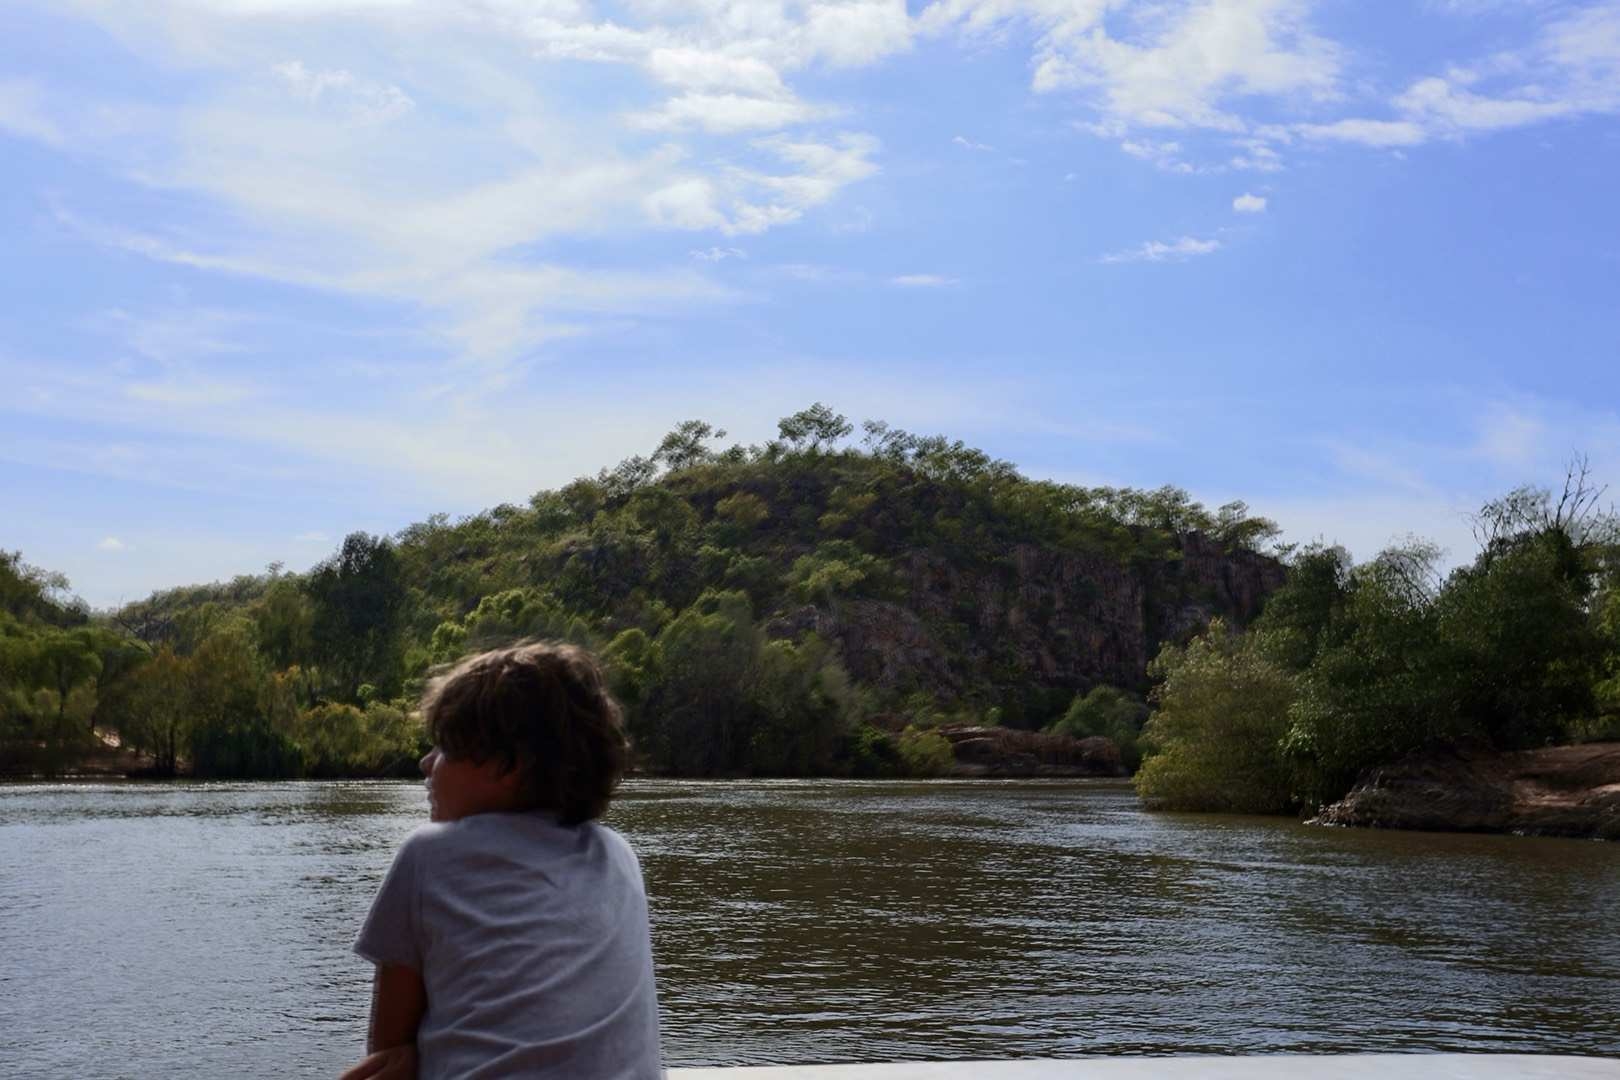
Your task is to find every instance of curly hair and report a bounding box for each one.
[420,641,628,825]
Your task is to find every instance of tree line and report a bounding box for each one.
[3,403,1322,784]
[1135,461,1620,813]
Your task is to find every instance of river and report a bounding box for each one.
[2,779,1617,1077]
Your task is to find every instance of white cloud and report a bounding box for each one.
[1229,139,1285,171]
[890,273,959,287]
[628,93,834,134]
[0,79,66,146]
[927,0,1341,133]
[1394,75,1570,133]
[690,246,746,262]
[97,537,127,552]
[952,134,994,151]
[1472,402,1546,469]
[1119,137,1197,173]
[1100,235,1222,263]
[1296,117,1428,147]
[272,60,414,123]
[1295,3,1620,150]
[24,0,894,368]
[1233,192,1267,212]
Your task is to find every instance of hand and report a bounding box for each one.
[338,1044,418,1080]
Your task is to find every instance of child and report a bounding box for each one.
[341,642,663,1079]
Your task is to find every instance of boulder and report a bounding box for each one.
[936,725,1126,779]
[1314,742,1620,840]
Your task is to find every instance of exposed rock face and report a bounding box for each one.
[937,725,1126,778]
[768,533,1284,697]
[1314,742,1620,840]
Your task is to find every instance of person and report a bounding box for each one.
[339,642,663,1080]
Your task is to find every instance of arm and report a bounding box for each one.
[338,965,426,1080]
[367,963,427,1054]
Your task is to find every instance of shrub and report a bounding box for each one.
[1134,620,1297,814]
[896,725,956,777]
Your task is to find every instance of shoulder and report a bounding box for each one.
[584,821,644,875]
[391,821,457,866]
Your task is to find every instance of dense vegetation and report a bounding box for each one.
[1136,463,1620,813]
[1,406,1279,781]
[14,405,1609,810]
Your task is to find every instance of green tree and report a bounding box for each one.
[653,419,728,473]
[778,403,852,453]
[306,532,406,701]
[1251,544,1352,672]
[896,725,956,776]
[1135,620,1298,814]
[637,590,760,774]
[187,625,298,777]
[117,646,191,775]
[1049,685,1149,771]
[254,577,314,670]
[785,541,884,614]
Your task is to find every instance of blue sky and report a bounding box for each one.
[3,0,1618,609]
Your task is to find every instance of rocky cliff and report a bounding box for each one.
[767,533,1284,702]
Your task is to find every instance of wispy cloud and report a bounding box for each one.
[1472,402,1546,469]
[0,78,65,146]
[952,134,994,151]
[1100,235,1222,264]
[1294,3,1620,149]
[1233,193,1268,213]
[690,247,746,263]
[23,3,890,369]
[890,273,959,287]
[97,537,127,552]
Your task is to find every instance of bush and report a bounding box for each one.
[896,725,956,777]
[848,723,899,777]
[1048,685,1149,772]
[1134,621,1297,814]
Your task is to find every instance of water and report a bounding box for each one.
[2,779,1617,1077]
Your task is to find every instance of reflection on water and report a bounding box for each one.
[2,779,1617,1076]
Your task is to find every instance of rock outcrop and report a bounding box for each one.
[937,725,1127,778]
[766,533,1284,699]
[1314,742,1620,840]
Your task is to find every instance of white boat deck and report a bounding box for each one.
[671,1056,1618,1079]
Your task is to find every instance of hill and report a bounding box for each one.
[2,405,1283,779]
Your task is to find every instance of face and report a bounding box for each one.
[419,746,522,822]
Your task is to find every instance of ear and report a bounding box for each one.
[483,757,526,794]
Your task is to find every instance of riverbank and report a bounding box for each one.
[1315,741,1620,840]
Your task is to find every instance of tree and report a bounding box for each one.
[785,541,885,615]
[306,533,407,702]
[1049,685,1149,771]
[1212,500,1282,553]
[638,591,760,774]
[187,625,298,778]
[119,647,190,775]
[896,725,955,776]
[1135,620,1298,814]
[1471,456,1619,556]
[31,628,103,729]
[1279,548,1457,806]
[778,403,852,453]
[0,551,76,623]
[254,577,314,670]
[1252,544,1352,672]
[653,419,728,473]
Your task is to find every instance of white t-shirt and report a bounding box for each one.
[354,812,663,1079]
